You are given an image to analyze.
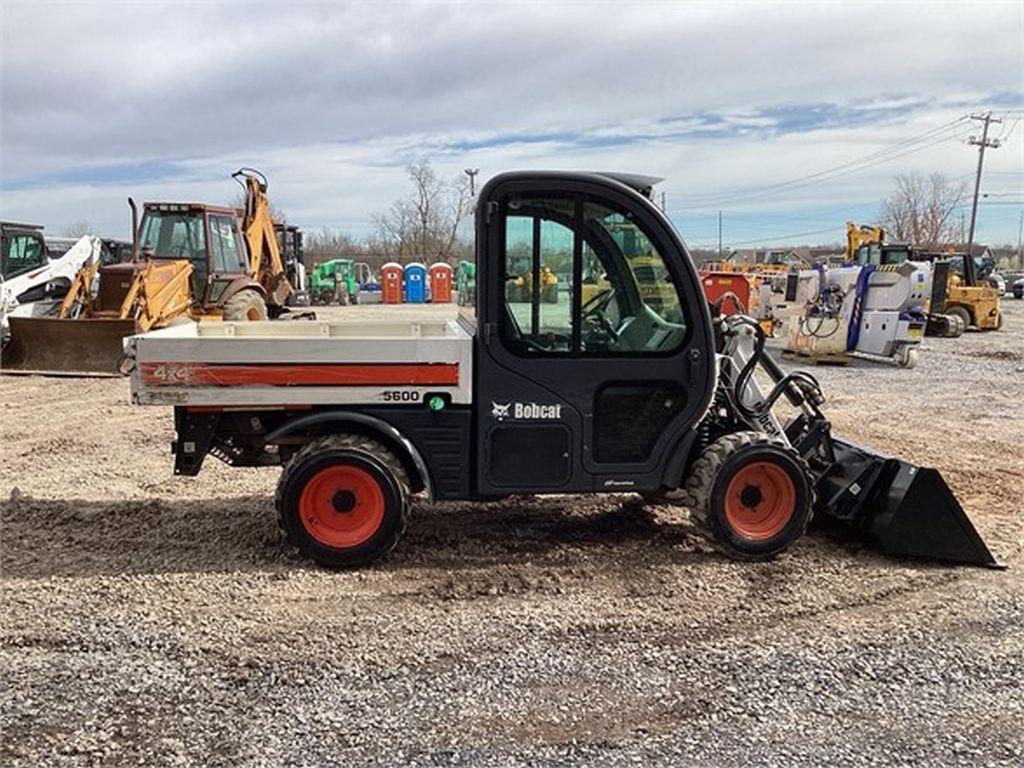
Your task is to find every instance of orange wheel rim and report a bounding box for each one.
[724,461,796,540]
[298,465,385,548]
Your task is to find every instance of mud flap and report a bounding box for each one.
[815,437,1002,568]
[1,316,139,376]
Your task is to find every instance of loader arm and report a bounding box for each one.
[234,168,293,309]
[58,261,100,318]
[715,313,1000,568]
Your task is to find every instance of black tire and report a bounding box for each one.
[222,290,268,321]
[947,305,971,331]
[680,431,813,560]
[276,434,409,568]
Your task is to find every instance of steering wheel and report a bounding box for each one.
[581,288,619,343]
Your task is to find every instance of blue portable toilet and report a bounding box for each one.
[404,262,427,303]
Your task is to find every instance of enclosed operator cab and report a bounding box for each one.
[472,172,715,495]
[1,223,48,299]
[137,203,251,309]
[128,170,999,570]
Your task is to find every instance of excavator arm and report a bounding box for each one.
[233,168,293,310]
[845,221,885,263]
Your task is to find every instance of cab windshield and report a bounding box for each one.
[880,247,911,266]
[139,212,206,261]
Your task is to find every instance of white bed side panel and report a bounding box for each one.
[127,319,474,406]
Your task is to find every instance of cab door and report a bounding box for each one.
[203,214,249,307]
[473,173,715,496]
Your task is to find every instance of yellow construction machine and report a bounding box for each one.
[508,266,559,303]
[921,251,1002,331]
[2,168,294,374]
[845,221,886,263]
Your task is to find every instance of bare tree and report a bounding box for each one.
[879,172,966,249]
[305,228,372,266]
[373,161,472,263]
[60,220,93,238]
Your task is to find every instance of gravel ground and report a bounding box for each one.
[2,299,1023,767]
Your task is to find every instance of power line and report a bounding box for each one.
[726,224,840,247]
[697,131,962,208]
[674,116,969,208]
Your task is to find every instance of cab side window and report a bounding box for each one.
[583,201,686,330]
[500,193,686,356]
[209,216,246,273]
[502,196,576,353]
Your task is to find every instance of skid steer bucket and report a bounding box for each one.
[816,437,1001,568]
[1,316,138,376]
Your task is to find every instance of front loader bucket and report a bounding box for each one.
[816,438,1001,568]
[1,316,139,376]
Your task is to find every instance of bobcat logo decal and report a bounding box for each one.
[491,401,563,421]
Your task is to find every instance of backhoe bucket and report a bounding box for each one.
[817,437,1001,568]
[1,316,138,376]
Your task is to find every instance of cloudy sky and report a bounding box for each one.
[2,0,1022,248]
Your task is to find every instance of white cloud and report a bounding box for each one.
[1,0,1021,244]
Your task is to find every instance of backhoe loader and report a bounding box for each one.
[2,169,294,374]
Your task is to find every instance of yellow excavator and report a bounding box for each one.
[2,169,294,374]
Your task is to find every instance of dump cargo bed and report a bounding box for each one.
[126,317,475,407]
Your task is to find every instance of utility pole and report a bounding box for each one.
[464,168,479,196]
[1017,209,1023,270]
[717,210,723,259]
[965,112,1002,284]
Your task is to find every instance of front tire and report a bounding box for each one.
[276,435,409,568]
[222,290,268,321]
[896,345,918,369]
[947,305,971,332]
[682,431,813,560]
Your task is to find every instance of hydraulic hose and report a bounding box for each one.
[729,315,823,420]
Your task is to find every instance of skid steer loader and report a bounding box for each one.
[2,169,294,375]
[123,170,1000,570]
[1,225,102,344]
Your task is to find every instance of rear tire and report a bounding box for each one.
[222,290,268,321]
[276,434,409,568]
[681,431,813,560]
